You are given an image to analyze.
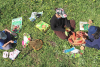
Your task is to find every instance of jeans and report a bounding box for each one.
[85,43,100,50]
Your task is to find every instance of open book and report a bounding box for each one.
[9,49,20,60]
[80,22,89,30]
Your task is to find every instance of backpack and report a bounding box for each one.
[28,39,43,50]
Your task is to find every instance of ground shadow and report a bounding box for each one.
[21,49,33,59]
[41,63,47,67]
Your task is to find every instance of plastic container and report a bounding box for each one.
[64,47,75,53]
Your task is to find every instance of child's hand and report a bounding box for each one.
[64,25,67,28]
[88,19,93,24]
[83,35,87,40]
[68,28,71,31]
[85,33,88,36]
[65,28,70,32]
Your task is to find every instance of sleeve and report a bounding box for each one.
[88,35,94,42]
[2,30,5,33]
[0,46,3,49]
[85,39,97,46]
[64,18,71,28]
[88,35,94,39]
[50,20,65,32]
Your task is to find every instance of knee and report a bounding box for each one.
[59,36,67,40]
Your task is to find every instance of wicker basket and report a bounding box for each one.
[28,39,43,50]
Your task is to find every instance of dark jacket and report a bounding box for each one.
[50,14,71,32]
[85,34,100,49]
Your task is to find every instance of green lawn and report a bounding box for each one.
[0,0,100,67]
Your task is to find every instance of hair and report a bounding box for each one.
[93,27,100,39]
[55,8,57,11]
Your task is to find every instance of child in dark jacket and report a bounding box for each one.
[50,8,75,40]
[83,26,100,50]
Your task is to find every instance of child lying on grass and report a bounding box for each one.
[83,26,100,50]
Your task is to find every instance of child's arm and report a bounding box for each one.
[4,29,11,33]
[4,29,17,36]
[2,40,14,47]
[88,19,93,28]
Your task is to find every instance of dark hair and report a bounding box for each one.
[94,27,100,39]
[55,8,57,11]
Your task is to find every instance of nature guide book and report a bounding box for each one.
[36,21,50,32]
[80,21,89,30]
[11,17,22,33]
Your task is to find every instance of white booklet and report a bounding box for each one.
[3,51,8,58]
[24,36,28,45]
[80,21,88,30]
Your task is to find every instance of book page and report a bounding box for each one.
[24,36,28,44]
[80,22,87,30]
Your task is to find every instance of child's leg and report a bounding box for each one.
[2,44,12,50]
[85,43,93,48]
[92,44,100,50]
[86,43,99,50]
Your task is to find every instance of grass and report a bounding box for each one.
[0,0,100,67]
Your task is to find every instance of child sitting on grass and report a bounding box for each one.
[0,29,17,50]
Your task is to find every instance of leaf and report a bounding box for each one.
[65,31,69,36]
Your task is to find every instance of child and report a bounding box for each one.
[0,29,17,50]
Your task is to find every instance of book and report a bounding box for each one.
[36,11,43,18]
[36,21,50,32]
[9,52,14,59]
[11,17,22,33]
[31,12,37,18]
[29,11,43,22]
[3,51,8,58]
[9,49,20,60]
[29,17,36,22]
[22,33,31,48]
[80,22,89,30]
[83,24,89,30]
